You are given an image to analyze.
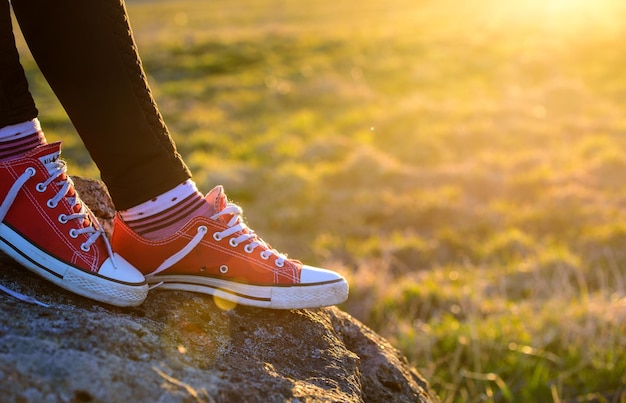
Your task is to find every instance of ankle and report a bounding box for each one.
[119,180,212,240]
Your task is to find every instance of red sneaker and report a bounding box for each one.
[0,143,148,307]
[112,185,348,309]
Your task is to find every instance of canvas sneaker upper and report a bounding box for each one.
[0,143,148,307]
[112,185,348,309]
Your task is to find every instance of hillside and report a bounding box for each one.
[14,0,626,400]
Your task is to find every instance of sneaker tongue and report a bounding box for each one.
[204,185,228,215]
[29,142,62,176]
[204,185,239,226]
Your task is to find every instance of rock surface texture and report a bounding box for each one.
[0,177,437,403]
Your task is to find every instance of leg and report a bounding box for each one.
[0,0,45,161]
[0,0,37,127]
[11,0,190,210]
[11,0,348,309]
[0,0,148,306]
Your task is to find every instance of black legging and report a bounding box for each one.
[0,0,191,209]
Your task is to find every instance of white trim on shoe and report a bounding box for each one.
[147,266,348,309]
[0,222,148,307]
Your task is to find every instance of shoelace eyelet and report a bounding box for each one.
[219,265,229,274]
[244,244,254,253]
[213,232,222,241]
[80,243,91,252]
[69,228,79,238]
[229,238,239,247]
[275,260,285,268]
[35,183,46,192]
[46,199,57,208]
[260,251,271,260]
[58,214,68,224]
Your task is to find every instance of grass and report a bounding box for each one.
[13,0,626,401]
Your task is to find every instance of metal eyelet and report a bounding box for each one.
[25,167,36,177]
[260,251,271,260]
[275,260,285,268]
[69,229,79,238]
[213,232,222,241]
[219,265,228,274]
[244,244,254,253]
[58,214,68,224]
[229,238,239,247]
[47,199,58,208]
[36,183,46,192]
[80,243,90,252]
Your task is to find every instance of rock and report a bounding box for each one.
[71,176,116,237]
[0,178,438,403]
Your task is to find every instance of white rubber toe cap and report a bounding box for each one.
[98,253,146,285]
[300,265,345,285]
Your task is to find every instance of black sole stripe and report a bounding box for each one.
[0,227,147,287]
[0,233,63,279]
[154,281,272,302]
[150,274,344,288]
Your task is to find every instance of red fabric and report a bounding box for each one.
[0,143,108,272]
[112,204,302,286]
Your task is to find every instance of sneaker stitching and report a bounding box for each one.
[34,184,101,271]
[117,215,299,282]
[199,237,287,274]
[5,160,102,272]
[198,220,298,276]
[0,145,148,306]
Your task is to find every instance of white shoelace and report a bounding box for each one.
[0,159,116,306]
[0,283,49,307]
[211,204,287,266]
[146,202,288,279]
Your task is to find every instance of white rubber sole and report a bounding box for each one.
[148,274,349,309]
[0,223,148,307]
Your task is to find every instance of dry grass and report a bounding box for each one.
[14,0,626,400]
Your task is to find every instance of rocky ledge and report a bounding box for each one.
[0,177,437,402]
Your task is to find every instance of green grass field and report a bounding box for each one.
[14,0,626,401]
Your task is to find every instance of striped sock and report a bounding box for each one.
[119,180,212,240]
[0,119,47,161]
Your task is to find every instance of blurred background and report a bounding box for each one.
[14,0,626,401]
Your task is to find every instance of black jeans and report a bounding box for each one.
[0,0,191,209]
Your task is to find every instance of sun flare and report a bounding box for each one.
[484,0,624,34]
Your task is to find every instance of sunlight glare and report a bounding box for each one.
[543,0,617,21]
[213,294,238,311]
[489,0,623,34]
